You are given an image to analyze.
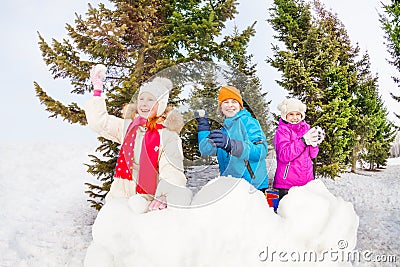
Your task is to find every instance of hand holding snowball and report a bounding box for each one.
[302,127,319,146]
[302,126,325,147]
[194,109,211,132]
[90,64,107,96]
[148,195,167,211]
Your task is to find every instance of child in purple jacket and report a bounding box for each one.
[273,98,325,200]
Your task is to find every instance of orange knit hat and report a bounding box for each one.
[218,86,243,108]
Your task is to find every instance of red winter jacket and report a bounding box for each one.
[273,119,319,190]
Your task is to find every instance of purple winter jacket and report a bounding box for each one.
[273,119,319,190]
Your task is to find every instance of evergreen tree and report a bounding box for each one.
[360,96,396,170]
[362,120,396,170]
[348,53,396,172]
[226,26,275,145]
[35,0,268,209]
[182,76,221,165]
[380,0,400,119]
[347,53,378,172]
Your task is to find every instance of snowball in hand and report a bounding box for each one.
[93,64,107,81]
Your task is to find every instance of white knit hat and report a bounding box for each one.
[277,98,307,121]
[138,77,173,117]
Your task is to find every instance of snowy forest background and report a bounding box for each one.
[32,0,400,210]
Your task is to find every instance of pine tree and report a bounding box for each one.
[360,95,396,170]
[347,53,377,172]
[380,0,400,119]
[226,26,275,145]
[347,53,396,172]
[35,0,267,209]
[182,76,221,165]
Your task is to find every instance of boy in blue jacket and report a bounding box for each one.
[195,86,269,191]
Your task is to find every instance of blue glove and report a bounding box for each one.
[194,110,210,132]
[208,130,231,152]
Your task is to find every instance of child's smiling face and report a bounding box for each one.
[286,111,303,124]
[137,92,159,118]
[220,98,241,118]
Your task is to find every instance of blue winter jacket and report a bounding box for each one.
[198,109,269,189]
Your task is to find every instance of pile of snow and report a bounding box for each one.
[85,177,358,267]
[322,157,400,266]
[2,143,399,266]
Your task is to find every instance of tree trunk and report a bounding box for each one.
[351,145,357,173]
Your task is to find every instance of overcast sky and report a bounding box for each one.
[0,0,397,143]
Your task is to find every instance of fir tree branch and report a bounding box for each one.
[34,82,87,125]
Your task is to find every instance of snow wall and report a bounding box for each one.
[85,177,359,267]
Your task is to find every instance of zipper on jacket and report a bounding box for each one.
[283,162,291,180]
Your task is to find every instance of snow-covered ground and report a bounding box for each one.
[0,143,98,266]
[0,143,399,266]
[322,164,400,266]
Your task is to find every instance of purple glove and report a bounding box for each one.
[90,64,107,96]
[208,130,231,152]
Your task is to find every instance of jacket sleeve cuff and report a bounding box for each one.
[230,139,243,157]
[105,178,136,202]
[301,137,308,146]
